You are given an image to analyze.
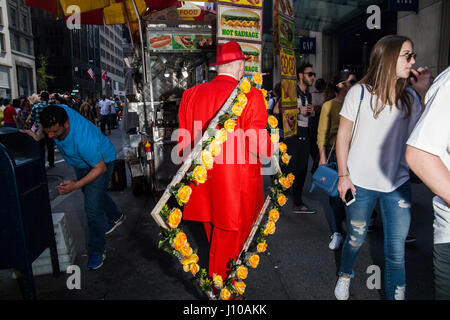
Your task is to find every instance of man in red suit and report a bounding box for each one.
[178,41,272,280]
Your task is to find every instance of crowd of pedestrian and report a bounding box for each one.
[267,35,449,300]
[0,91,124,168]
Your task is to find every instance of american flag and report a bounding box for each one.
[87,66,95,80]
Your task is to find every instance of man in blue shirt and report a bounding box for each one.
[22,104,126,270]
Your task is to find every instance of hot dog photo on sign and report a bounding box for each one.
[218,40,261,75]
[148,34,172,50]
[219,0,263,8]
[278,0,294,18]
[218,5,262,42]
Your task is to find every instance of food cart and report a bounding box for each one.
[123,5,217,195]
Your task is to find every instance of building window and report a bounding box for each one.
[0,33,5,53]
[22,13,28,32]
[17,66,32,97]
[10,8,17,28]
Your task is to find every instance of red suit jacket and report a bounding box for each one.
[178,74,272,231]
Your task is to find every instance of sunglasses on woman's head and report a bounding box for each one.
[399,52,417,62]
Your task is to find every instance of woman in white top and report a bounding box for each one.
[333,35,431,300]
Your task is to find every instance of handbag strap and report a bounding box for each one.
[349,84,365,150]
[326,84,364,164]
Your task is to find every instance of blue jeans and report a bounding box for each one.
[74,161,122,256]
[338,181,411,300]
[326,150,345,234]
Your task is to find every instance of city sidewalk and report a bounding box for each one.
[0,126,436,300]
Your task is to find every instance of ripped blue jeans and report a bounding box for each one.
[338,181,411,300]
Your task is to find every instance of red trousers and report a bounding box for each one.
[203,222,253,280]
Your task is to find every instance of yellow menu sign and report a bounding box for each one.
[219,0,263,8]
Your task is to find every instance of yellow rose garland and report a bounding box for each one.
[158,73,295,301]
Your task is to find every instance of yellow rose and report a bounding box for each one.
[257,242,268,253]
[208,141,222,157]
[237,93,248,107]
[213,274,223,289]
[287,173,295,184]
[279,176,291,189]
[271,133,280,144]
[181,253,199,266]
[215,128,228,144]
[240,78,251,94]
[248,254,260,269]
[279,142,287,154]
[224,119,236,133]
[183,264,190,272]
[281,153,291,165]
[193,165,207,184]
[277,194,287,207]
[234,281,246,295]
[178,185,192,204]
[268,115,278,129]
[253,73,262,85]
[264,221,276,235]
[174,232,187,251]
[269,209,280,222]
[201,149,214,170]
[168,208,182,229]
[236,265,248,280]
[179,243,193,257]
[260,88,268,98]
[190,263,200,275]
[232,104,244,117]
[220,288,231,300]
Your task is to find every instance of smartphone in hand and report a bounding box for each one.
[409,69,421,83]
[344,189,356,206]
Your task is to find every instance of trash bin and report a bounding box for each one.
[0,127,60,300]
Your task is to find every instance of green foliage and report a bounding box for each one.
[36,55,55,92]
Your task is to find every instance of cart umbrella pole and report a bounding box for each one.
[131,0,155,130]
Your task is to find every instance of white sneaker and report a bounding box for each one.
[329,232,343,250]
[334,276,351,300]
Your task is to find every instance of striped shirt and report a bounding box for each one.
[29,101,48,132]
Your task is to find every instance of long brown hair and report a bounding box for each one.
[360,35,414,118]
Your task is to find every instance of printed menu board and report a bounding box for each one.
[278,0,294,19]
[281,78,297,107]
[217,4,263,42]
[278,15,295,49]
[219,0,263,8]
[274,0,297,138]
[280,47,296,78]
[148,34,214,51]
[282,107,297,137]
[218,40,261,75]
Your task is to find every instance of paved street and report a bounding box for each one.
[0,124,435,300]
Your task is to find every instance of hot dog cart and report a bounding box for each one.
[123,9,217,195]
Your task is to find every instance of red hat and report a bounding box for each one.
[211,41,250,66]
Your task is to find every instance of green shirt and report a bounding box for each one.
[317,99,343,149]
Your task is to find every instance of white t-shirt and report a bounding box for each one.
[407,66,450,244]
[340,84,422,192]
[98,99,112,115]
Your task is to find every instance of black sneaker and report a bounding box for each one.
[105,213,126,235]
[405,235,417,244]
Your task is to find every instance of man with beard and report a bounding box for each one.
[284,63,317,214]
